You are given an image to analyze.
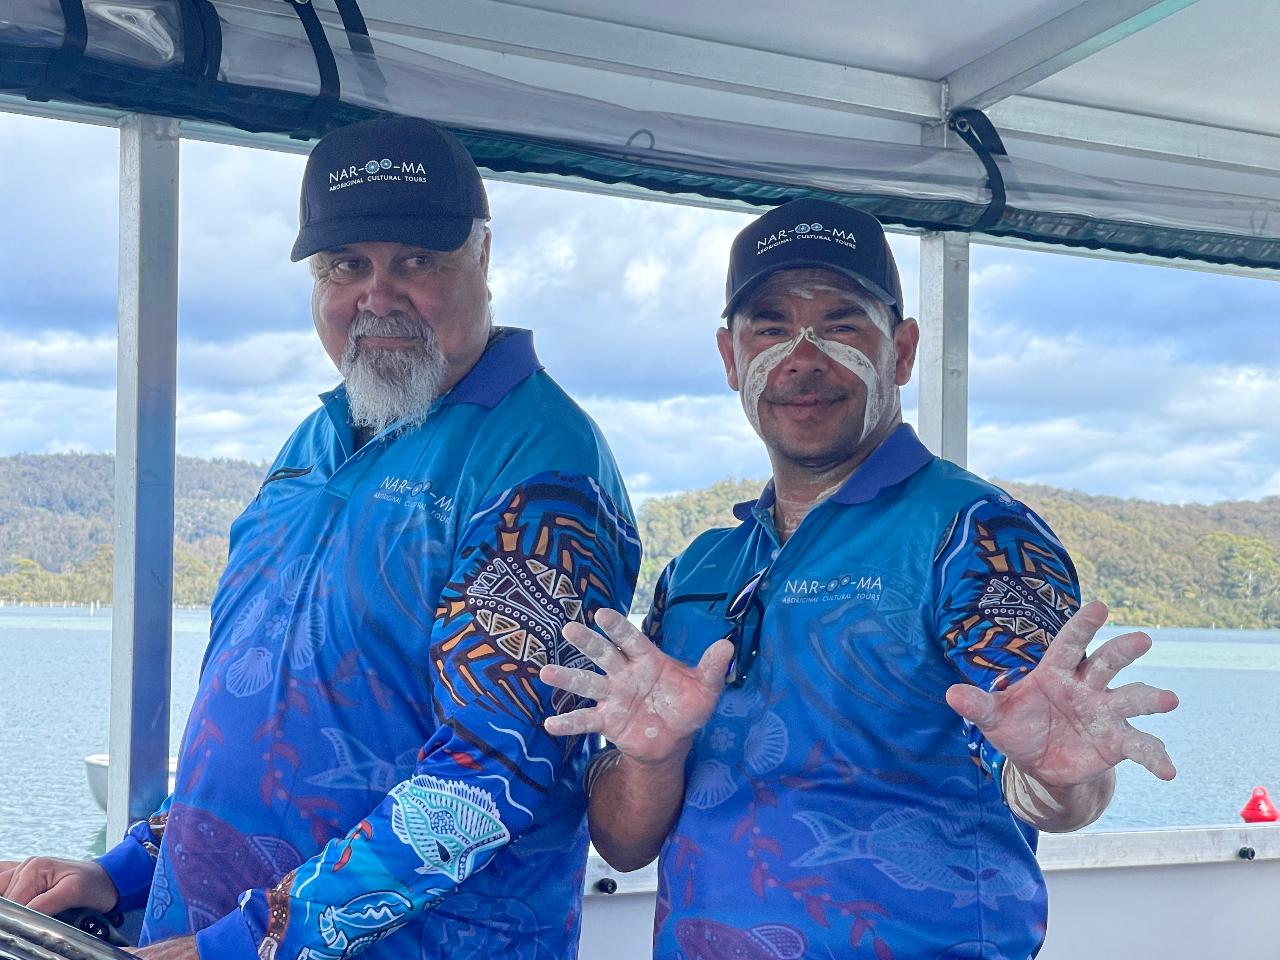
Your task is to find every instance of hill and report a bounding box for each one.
[1,452,1278,627]
[631,478,1280,628]
[0,453,264,605]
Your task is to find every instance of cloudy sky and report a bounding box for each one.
[4,111,1279,504]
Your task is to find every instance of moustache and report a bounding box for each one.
[349,311,431,342]
[761,373,848,405]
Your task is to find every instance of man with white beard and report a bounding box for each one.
[1,117,639,960]
[541,199,1179,960]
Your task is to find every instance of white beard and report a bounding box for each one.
[340,312,447,436]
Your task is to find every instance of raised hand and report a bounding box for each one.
[541,609,735,765]
[0,856,118,917]
[945,600,1178,788]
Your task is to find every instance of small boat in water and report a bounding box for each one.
[82,755,177,812]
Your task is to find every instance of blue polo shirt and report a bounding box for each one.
[99,328,639,960]
[645,425,1079,960]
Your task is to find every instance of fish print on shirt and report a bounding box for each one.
[388,776,510,883]
[790,803,1040,909]
[286,889,414,960]
[304,729,421,793]
[675,919,806,960]
[165,803,302,931]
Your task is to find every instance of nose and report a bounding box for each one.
[355,264,410,316]
[780,337,830,376]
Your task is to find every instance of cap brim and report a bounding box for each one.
[291,214,475,262]
[722,260,897,318]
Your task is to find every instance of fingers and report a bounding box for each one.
[28,882,83,918]
[539,664,609,701]
[594,608,656,660]
[544,705,604,738]
[944,683,1000,728]
[561,621,624,673]
[1122,726,1177,781]
[694,639,735,692]
[1040,600,1109,673]
[2,860,42,906]
[1107,682,1179,719]
[3,861,61,910]
[1080,631,1151,689]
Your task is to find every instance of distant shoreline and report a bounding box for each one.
[0,600,210,612]
[1,600,1276,634]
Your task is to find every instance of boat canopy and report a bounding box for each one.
[4,0,1280,269]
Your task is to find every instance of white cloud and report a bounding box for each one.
[179,331,335,392]
[0,330,116,385]
[0,380,116,454]
[969,260,1029,301]
[576,393,770,497]
[623,255,666,301]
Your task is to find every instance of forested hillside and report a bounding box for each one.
[630,478,1280,628]
[0,453,263,605]
[2,453,1278,628]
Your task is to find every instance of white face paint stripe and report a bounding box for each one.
[738,326,881,442]
[769,281,896,340]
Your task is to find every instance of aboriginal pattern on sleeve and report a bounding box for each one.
[934,494,1082,778]
[432,478,629,723]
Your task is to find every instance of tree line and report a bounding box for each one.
[2,453,1279,628]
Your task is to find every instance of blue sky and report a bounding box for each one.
[4,111,1280,504]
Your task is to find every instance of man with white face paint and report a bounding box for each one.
[541,198,1178,959]
[1,117,639,960]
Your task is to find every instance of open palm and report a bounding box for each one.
[946,600,1178,786]
[541,609,734,765]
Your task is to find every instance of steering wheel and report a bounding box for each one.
[0,897,133,960]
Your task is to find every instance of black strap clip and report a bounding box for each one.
[948,108,1008,232]
[26,0,88,103]
[286,0,385,141]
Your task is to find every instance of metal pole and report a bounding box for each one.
[917,230,971,466]
[108,114,179,841]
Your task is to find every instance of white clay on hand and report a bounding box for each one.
[540,609,734,765]
[946,600,1179,788]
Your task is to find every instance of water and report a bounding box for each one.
[0,606,208,860]
[1088,625,1280,831]
[0,608,1277,860]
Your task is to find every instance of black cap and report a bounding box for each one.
[291,117,489,262]
[723,198,903,319]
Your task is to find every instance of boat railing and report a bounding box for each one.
[580,824,1280,959]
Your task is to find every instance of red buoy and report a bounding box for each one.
[1241,786,1279,823]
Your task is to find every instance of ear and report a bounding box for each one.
[479,227,492,275]
[716,325,741,392]
[893,318,919,386]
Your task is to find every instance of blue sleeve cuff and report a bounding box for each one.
[93,832,155,913]
[195,907,259,960]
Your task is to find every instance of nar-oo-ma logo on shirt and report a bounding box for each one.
[756,220,861,256]
[780,571,884,605]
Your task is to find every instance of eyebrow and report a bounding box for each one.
[745,300,871,319]
[824,304,871,318]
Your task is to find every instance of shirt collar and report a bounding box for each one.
[441,326,542,409]
[731,424,934,520]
